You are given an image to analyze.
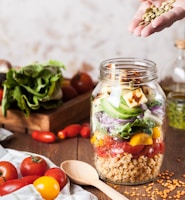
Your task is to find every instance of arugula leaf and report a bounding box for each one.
[116,118,156,139]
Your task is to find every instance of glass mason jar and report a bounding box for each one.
[90,58,166,185]
[160,39,185,95]
[166,91,185,130]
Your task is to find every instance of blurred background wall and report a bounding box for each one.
[0,0,184,81]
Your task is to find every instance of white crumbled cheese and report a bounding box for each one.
[123,88,148,108]
[107,86,122,107]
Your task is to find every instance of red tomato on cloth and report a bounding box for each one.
[0,146,97,200]
[45,167,67,190]
[20,156,49,177]
[0,179,26,196]
[0,161,18,184]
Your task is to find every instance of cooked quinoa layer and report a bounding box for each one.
[95,153,163,185]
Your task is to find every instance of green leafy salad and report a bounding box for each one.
[92,87,165,140]
[2,60,65,116]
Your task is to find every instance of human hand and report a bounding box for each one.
[128,0,185,37]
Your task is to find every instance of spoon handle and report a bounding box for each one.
[92,179,129,200]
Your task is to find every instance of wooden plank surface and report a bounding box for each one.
[3,132,78,166]
[77,137,95,165]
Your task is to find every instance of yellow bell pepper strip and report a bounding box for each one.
[91,130,105,147]
[129,133,153,146]
[152,126,161,139]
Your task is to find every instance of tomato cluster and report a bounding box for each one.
[94,136,165,159]
[61,71,94,102]
[57,123,91,139]
[0,156,67,199]
[31,123,91,143]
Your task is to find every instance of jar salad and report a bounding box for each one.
[91,58,166,185]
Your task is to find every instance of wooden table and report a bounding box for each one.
[2,125,185,200]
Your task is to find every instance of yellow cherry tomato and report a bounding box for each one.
[33,176,60,200]
[130,133,153,146]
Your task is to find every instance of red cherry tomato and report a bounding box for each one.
[58,124,82,139]
[61,85,78,102]
[0,175,40,196]
[57,130,67,139]
[31,130,56,143]
[0,177,5,185]
[80,126,90,138]
[95,146,108,158]
[0,179,26,196]
[20,156,49,177]
[20,175,40,184]
[45,167,67,190]
[159,141,165,154]
[143,140,165,158]
[0,161,18,185]
[0,88,3,103]
[70,72,94,94]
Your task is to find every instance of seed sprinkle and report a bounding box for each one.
[123,169,185,199]
[139,0,176,25]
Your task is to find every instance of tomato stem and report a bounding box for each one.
[31,156,42,163]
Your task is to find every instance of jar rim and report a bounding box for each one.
[99,57,158,86]
[100,57,156,68]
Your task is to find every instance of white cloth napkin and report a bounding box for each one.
[0,145,98,200]
[0,128,14,142]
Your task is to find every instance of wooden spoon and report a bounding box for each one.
[60,160,129,200]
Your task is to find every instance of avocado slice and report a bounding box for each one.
[119,97,143,114]
[100,98,137,119]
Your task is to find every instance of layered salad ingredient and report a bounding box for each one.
[91,83,165,184]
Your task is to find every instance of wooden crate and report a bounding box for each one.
[0,91,91,134]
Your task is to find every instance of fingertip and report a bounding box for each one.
[128,17,143,33]
[128,25,134,33]
[128,27,142,37]
[128,22,138,33]
[140,27,153,37]
[133,29,142,37]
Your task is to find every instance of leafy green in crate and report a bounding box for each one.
[2,60,65,117]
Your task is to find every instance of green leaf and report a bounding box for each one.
[117,118,155,139]
[1,60,65,116]
[46,60,66,69]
